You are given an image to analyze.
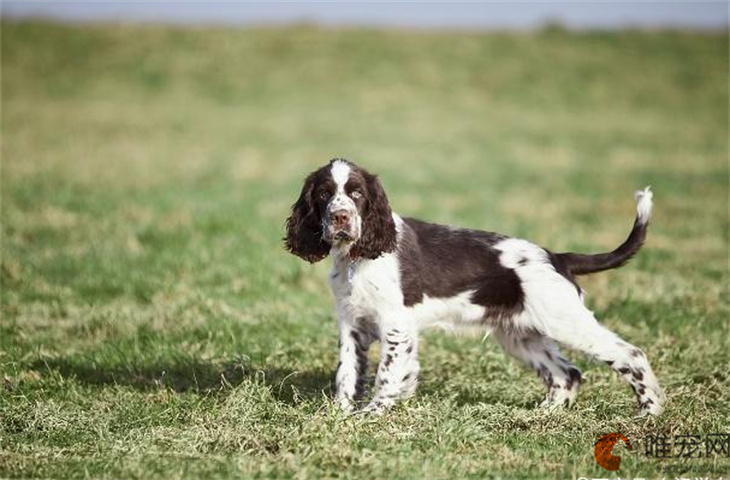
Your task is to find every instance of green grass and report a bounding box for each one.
[1,20,729,479]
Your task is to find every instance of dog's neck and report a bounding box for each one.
[331,245,360,285]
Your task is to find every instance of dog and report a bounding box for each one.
[284,158,665,416]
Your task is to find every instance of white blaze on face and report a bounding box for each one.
[329,160,357,214]
[331,160,350,190]
[327,160,361,242]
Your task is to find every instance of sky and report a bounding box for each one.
[2,1,728,30]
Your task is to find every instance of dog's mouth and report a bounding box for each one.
[334,231,353,241]
[324,225,358,246]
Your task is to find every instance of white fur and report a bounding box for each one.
[495,238,585,334]
[635,186,653,225]
[331,160,351,189]
[412,291,487,331]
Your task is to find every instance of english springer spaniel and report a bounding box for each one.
[285,158,665,416]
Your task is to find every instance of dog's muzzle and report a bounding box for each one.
[325,209,358,244]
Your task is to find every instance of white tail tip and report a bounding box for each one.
[635,186,653,224]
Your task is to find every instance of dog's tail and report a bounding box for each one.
[555,187,653,276]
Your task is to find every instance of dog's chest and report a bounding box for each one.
[329,253,403,318]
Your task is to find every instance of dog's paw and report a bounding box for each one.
[539,387,578,411]
[336,396,355,414]
[637,397,664,417]
[357,399,391,416]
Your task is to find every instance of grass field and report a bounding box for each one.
[1,20,729,479]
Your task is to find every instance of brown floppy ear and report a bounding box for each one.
[284,175,330,263]
[352,172,397,259]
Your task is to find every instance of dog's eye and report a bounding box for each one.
[350,190,362,199]
[319,190,330,200]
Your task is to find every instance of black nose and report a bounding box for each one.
[332,210,350,227]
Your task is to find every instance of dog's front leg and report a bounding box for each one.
[334,315,370,413]
[361,321,419,414]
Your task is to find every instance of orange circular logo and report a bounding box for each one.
[594,433,633,471]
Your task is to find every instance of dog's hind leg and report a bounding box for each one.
[498,245,665,416]
[547,312,665,416]
[525,285,666,416]
[494,329,582,409]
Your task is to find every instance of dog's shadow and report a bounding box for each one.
[32,355,538,409]
[418,376,538,409]
[31,356,335,405]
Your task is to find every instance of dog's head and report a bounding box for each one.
[284,158,397,263]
